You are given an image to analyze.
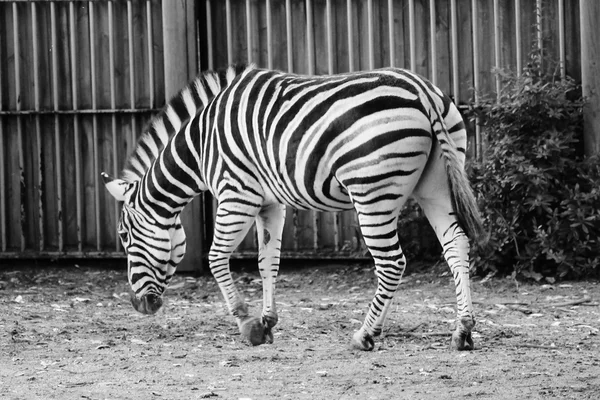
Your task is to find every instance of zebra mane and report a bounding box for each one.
[121,63,254,182]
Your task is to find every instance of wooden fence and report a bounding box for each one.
[0,0,165,258]
[0,0,583,270]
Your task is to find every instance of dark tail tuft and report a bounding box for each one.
[445,157,489,247]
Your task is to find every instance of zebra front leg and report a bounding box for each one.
[254,204,286,344]
[209,201,271,346]
[352,210,406,351]
[418,197,475,350]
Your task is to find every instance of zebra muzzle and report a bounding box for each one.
[130,291,163,315]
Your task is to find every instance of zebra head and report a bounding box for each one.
[102,172,187,315]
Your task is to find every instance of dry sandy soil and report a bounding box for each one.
[1,261,599,400]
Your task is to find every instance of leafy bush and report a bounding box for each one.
[467,53,600,280]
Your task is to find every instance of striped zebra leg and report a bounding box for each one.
[255,204,286,343]
[418,199,475,350]
[413,152,476,349]
[351,209,406,351]
[208,201,272,346]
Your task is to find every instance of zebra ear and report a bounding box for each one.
[101,172,130,202]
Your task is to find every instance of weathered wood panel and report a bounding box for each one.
[0,0,164,258]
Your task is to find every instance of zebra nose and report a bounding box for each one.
[143,293,163,314]
[131,292,163,315]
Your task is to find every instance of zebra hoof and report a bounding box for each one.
[351,330,375,351]
[239,316,272,346]
[450,330,474,351]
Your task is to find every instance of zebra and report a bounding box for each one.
[102,64,486,351]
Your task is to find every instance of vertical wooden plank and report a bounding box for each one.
[90,2,101,251]
[457,0,474,105]
[127,0,137,151]
[501,0,515,71]
[266,0,273,69]
[387,0,395,67]
[434,0,451,94]
[163,0,203,272]
[367,0,374,70]
[69,2,83,252]
[581,0,600,156]
[96,1,114,249]
[347,0,355,72]
[408,0,416,72]
[326,0,334,74]
[312,211,319,253]
[291,209,299,252]
[289,0,306,74]
[246,0,253,64]
[17,4,36,251]
[558,0,566,78]
[430,0,438,84]
[0,20,5,251]
[515,0,522,74]
[306,0,315,74]
[31,2,44,251]
[332,211,340,253]
[12,3,26,252]
[147,0,155,107]
[36,4,55,251]
[269,1,285,70]
[518,0,534,68]
[471,0,482,158]
[206,0,214,70]
[450,0,459,102]
[75,3,94,251]
[186,0,197,75]
[412,1,429,78]
[564,0,581,81]
[536,0,543,53]
[285,0,293,72]
[50,2,64,252]
[108,1,120,252]
[225,0,233,65]
[248,0,260,67]
[493,0,501,99]
[312,1,324,74]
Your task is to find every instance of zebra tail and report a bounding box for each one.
[444,143,488,247]
[433,110,488,247]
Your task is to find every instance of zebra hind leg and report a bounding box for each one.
[209,201,272,346]
[253,204,287,344]
[351,207,406,351]
[416,196,476,351]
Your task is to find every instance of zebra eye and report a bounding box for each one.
[118,230,129,245]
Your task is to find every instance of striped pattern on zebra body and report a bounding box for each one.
[102,64,486,351]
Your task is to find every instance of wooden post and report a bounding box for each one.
[580,0,600,156]
[162,0,204,273]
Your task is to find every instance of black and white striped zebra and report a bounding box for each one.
[103,64,486,351]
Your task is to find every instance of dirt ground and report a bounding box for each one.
[1,261,599,400]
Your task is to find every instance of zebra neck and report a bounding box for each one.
[136,130,205,224]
